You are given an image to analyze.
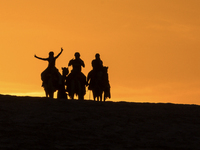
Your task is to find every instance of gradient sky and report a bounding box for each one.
[1,0,200,105]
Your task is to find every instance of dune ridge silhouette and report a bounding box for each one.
[0,94,199,149]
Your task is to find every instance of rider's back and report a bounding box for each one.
[69,58,84,73]
[92,59,103,72]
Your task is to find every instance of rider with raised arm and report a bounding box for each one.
[34,47,63,86]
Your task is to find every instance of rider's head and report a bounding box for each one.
[74,52,80,59]
[95,53,100,59]
[49,51,54,57]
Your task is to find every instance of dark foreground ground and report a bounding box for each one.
[0,95,200,149]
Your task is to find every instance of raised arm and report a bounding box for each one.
[55,47,63,59]
[34,55,48,61]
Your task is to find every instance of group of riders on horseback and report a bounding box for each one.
[34,48,111,101]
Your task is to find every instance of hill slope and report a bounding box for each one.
[0,95,200,149]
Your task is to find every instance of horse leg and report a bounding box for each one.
[97,95,99,101]
[44,87,49,98]
[45,92,48,98]
[71,93,74,100]
[78,94,84,100]
[57,90,60,99]
[77,81,83,100]
[92,91,96,101]
[70,80,75,100]
[100,91,103,102]
[104,90,108,102]
[49,91,54,98]
[77,92,81,100]
[102,90,105,102]
[97,90,102,102]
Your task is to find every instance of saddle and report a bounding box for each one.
[41,67,60,88]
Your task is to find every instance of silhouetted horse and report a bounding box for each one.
[87,67,110,101]
[35,48,63,98]
[102,67,111,101]
[66,72,86,100]
[42,71,61,98]
[57,67,69,99]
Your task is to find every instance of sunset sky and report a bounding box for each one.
[1,0,200,105]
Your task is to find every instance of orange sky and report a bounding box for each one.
[1,0,200,105]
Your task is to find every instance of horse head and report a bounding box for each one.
[62,67,69,76]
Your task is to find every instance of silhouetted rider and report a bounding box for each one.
[92,53,103,71]
[86,53,111,100]
[86,53,104,88]
[34,48,63,86]
[67,52,86,95]
[68,52,85,73]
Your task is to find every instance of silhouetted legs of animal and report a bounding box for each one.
[46,90,54,98]
[87,70,104,101]
[43,77,56,98]
[92,88,103,101]
[57,67,69,99]
[66,71,86,100]
[69,79,84,100]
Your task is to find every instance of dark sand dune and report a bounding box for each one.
[0,94,200,149]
